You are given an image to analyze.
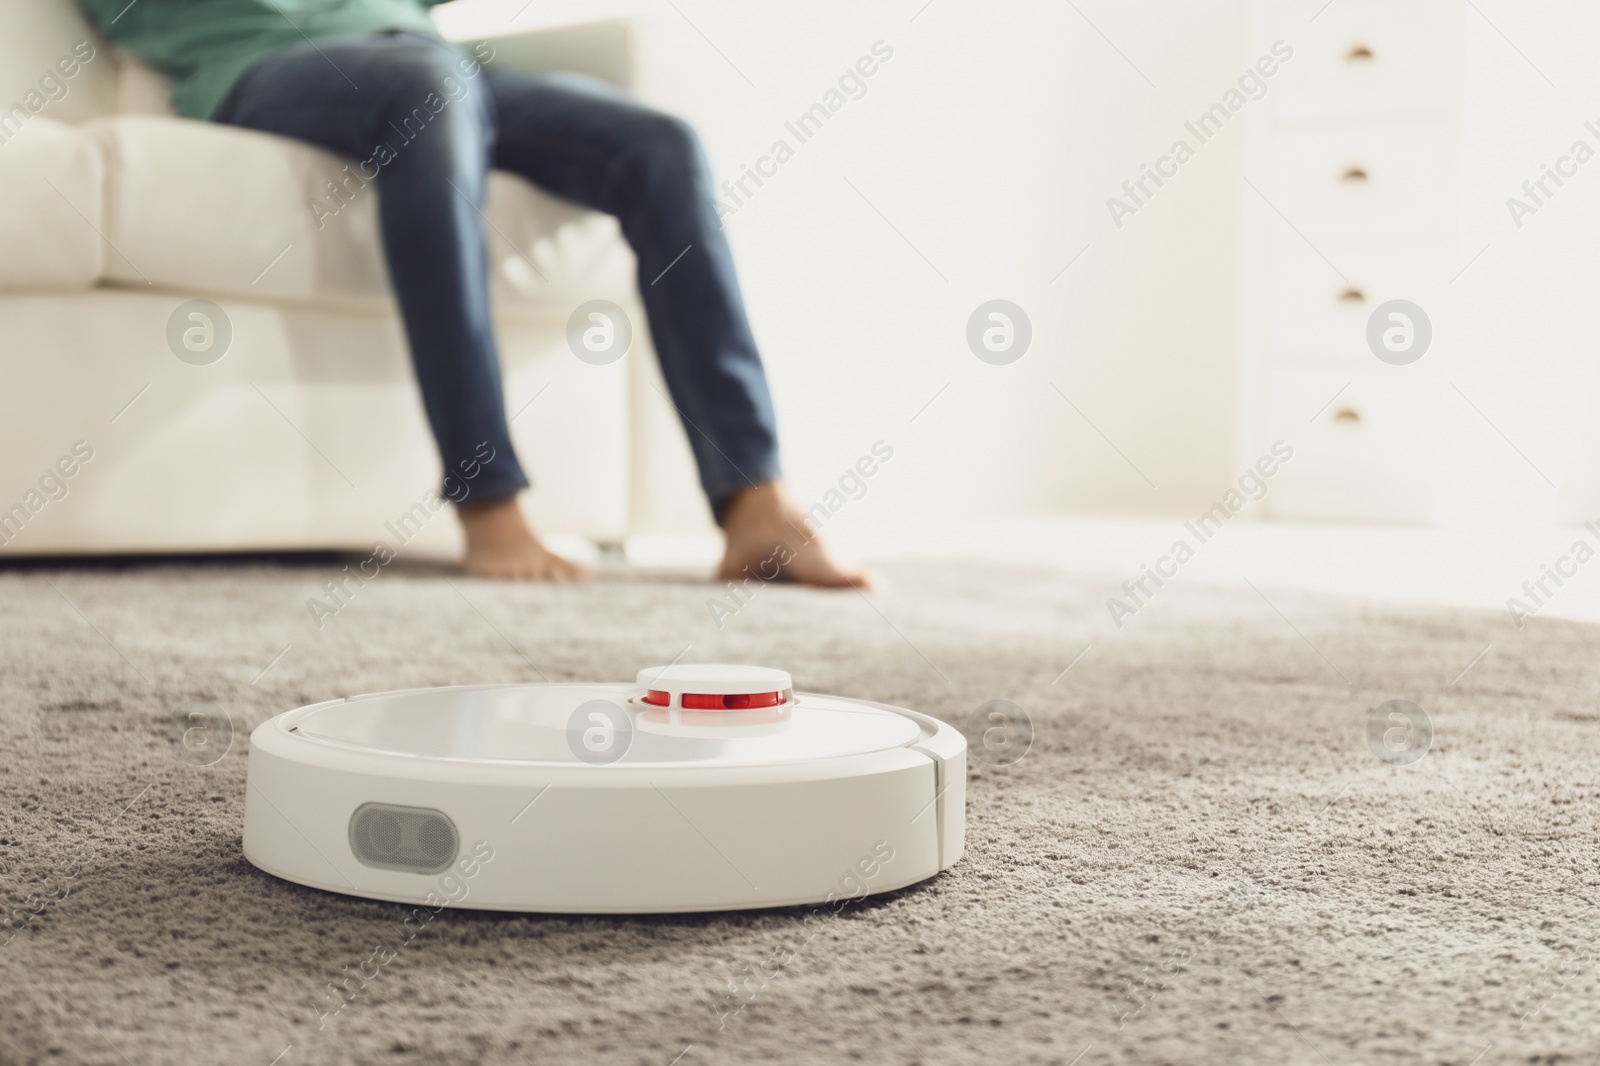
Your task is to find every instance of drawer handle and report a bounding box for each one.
[1346,44,1374,61]
[1338,287,1366,303]
[1341,166,1369,183]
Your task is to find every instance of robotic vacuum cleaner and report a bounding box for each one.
[243,665,966,912]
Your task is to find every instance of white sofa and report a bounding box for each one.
[0,0,648,558]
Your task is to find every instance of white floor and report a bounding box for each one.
[623,517,1600,627]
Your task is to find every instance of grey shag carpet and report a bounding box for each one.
[2,556,1598,1066]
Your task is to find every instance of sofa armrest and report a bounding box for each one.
[435,10,633,89]
[481,21,633,88]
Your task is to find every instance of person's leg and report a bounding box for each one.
[483,70,774,513]
[482,70,869,586]
[213,32,584,579]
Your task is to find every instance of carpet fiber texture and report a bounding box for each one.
[1,557,1598,1066]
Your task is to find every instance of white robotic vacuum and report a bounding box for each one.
[243,665,965,913]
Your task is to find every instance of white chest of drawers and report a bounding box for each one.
[1238,0,1465,523]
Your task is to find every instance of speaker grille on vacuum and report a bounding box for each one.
[348,803,459,874]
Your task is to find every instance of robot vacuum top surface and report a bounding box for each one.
[282,665,926,768]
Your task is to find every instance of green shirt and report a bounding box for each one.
[78,0,452,120]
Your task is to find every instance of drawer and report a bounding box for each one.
[1264,0,1464,124]
[1265,367,1440,430]
[1254,369,1442,523]
[1252,120,1457,246]
[1259,221,1452,360]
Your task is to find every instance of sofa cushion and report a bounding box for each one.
[86,113,591,311]
[0,116,105,290]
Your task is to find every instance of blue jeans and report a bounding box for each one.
[213,30,780,519]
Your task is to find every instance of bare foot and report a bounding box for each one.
[458,496,589,581]
[717,480,873,589]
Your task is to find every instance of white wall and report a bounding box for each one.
[1453,2,1600,527]
[628,0,1255,537]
